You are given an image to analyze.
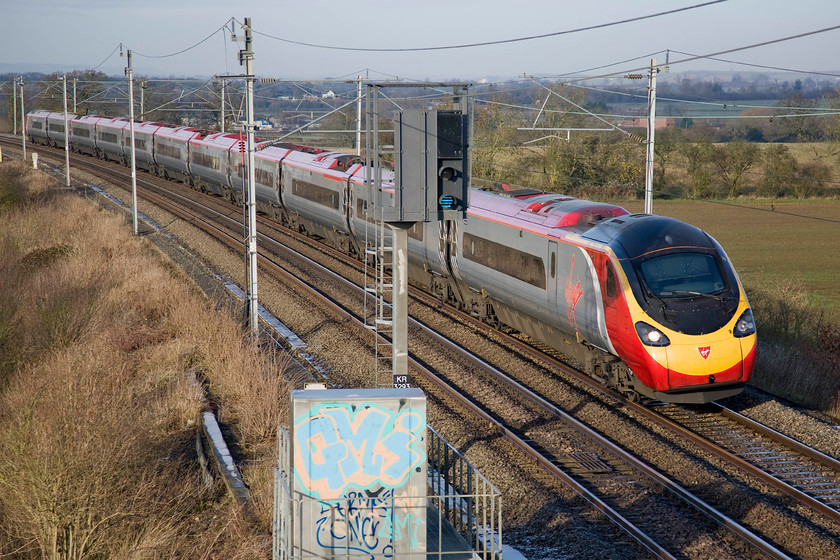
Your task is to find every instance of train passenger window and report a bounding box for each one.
[357,199,375,223]
[606,263,616,298]
[463,232,545,289]
[191,152,221,171]
[256,169,274,188]
[157,143,181,159]
[292,179,339,209]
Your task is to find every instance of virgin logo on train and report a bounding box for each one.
[565,254,583,332]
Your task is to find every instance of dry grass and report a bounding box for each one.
[0,161,289,558]
[746,278,840,416]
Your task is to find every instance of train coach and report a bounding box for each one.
[422,189,757,403]
[24,110,757,403]
[25,110,73,149]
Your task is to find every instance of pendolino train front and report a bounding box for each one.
[572,205,757,402]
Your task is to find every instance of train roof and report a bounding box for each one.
[255,145,293,161]
[93,116,130,130]
[154,125,203,142]
[130,121,166,134]
[581,213,717,259]
[29,110,77,121]
[191,132,243,149]
[470,189,629,231]
[278,147,366,178]
[73,115,107,124]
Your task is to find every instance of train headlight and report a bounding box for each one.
[635,322,671,347]
[734,308,756,338]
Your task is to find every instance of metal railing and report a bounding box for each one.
[427,427,503,560]
[273,427,502,560]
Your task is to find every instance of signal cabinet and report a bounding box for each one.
[390,109,469,223]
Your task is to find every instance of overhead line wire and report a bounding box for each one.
[131,20,232,59]
[249,1,728,52]
[549,24,840,83]
[91,44,122,71]
[667,49,840,78]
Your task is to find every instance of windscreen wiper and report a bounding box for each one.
[660,290,725,303]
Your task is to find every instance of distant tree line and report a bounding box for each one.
[4,72,838,199]
[471,83,840,200]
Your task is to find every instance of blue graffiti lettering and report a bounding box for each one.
[325,406,387,479]
[315,489,397,558]
[294,403,426,499]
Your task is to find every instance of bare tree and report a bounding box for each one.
[713,140,759,197]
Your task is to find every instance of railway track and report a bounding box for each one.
[6,135,840,558]
[116,161,784,559]
[652,401,840,522]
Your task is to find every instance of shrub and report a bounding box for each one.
[748,278,840,416]
[758,144,797,198]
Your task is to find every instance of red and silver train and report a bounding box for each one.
[26,109,757,403]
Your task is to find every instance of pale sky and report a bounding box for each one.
[3,0,839,82]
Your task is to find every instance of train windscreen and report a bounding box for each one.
[638,252,726,298]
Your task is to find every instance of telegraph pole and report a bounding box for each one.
[19,78,26,163]
[73,77,77,114]
[240,17,259,335]
[62,75,70,187]
[645,58,657,215]
[220,80,225,133]
[12,78,18,136]
[355,75,362,156]
[140,80,146,121]
[125,48,138,235]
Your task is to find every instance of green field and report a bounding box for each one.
[621,199,840,319]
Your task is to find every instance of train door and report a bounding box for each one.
[601,257,627,354]
[442,220,466,305]
[343,178,354,232]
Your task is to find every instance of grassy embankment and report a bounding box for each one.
[0,161,288,558]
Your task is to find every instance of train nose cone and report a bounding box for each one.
[665,334,744,389]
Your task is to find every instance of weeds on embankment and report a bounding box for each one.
[748,278,840,418]
[0,161,288,559]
